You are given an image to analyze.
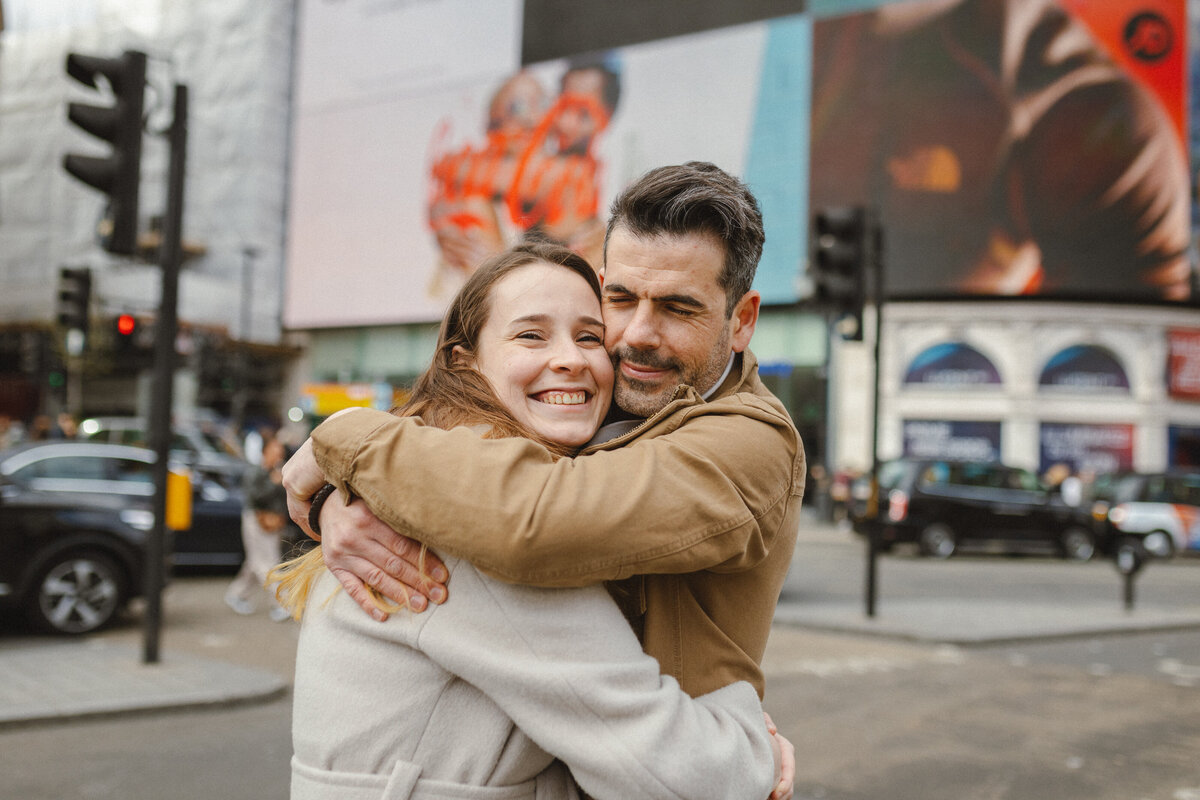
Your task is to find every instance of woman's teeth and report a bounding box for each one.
[538,391,586,405]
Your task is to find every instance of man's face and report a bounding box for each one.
[600,226,759,417]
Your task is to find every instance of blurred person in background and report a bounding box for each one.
[226,435,290,620]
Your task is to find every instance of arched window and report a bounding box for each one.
[1038,345,1129,392]
[903,342,1002,387]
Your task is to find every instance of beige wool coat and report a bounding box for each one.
[290,558,776,800]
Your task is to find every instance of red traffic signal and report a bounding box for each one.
[116,313,137,336]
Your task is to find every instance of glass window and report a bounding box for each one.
[14,455,109,481]
[112,458,154,485]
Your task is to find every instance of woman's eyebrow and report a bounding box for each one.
[508,314,552,325]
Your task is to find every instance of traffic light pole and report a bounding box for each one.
[865,221,883,618]
[143,83,187,665]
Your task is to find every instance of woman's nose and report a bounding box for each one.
[549,338,587,372]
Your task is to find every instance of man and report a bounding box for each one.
[285,161,802,739]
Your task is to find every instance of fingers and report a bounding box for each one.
[770,730,796,800]
[286,492,317,541]
[320,495,450,617]
[329,566,389,622]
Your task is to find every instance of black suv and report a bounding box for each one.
[851,459,1100,560]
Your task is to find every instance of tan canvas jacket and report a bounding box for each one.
[313,350,805,697]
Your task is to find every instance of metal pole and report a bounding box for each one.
[865,218,883,618]
[143,83,187,664]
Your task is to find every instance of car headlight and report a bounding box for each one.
[120,509,155,531]
[1108,505,1129,527]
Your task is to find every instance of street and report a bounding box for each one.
[1,523,1198,800]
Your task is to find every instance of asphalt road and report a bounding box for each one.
[1,526,1198,800]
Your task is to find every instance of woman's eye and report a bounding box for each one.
[578,332,603,344]
[516,331,545,341]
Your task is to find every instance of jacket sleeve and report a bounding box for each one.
[312,401,801,586]
[417,560,777,800]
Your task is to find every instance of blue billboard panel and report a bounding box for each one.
[903,420,1001,462]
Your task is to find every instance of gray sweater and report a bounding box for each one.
[291,557,776,800]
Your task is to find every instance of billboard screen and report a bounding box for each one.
[809,0,1192,304]
[285,1,811,327]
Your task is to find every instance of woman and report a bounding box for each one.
[273,242,781,800]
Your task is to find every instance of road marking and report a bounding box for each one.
[769,647,964,678]
[1158,659,1200,687]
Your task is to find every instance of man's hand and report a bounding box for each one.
[764,712,795,800]
[279,418,449,621]
[318,493,449,620]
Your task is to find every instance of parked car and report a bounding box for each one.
[77,416,247,488]
[1,440,244,580]
[850,458,1101,560]
[1090,471,1200,559]
[0,443,158,634]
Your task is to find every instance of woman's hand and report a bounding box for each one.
[764,711,795,800]
[281,437,328,538]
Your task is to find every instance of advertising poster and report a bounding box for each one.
[903,420,1001,461]
[1167,327,1200,400]
[285,1,809,327]
[810,0,1191,303]
[1168,424,1200,467]
[1039,422,1135,475]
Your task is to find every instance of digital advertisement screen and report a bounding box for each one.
[810,0,1191,304]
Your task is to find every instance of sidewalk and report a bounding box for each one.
[3,518,1199,729]
[0,638,287,729]
[774,517,1200,645]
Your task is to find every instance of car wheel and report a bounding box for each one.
[918,524,956,559]
[1142,531,1176,559]
[1060,526,1096,562]
[28,551,126,635]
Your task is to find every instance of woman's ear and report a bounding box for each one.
[451,345,475,368]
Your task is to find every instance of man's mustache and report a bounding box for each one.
[611,347,679,373]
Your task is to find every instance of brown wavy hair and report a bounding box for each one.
[270,241,603,618]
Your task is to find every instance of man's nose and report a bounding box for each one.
[620,303,661,350]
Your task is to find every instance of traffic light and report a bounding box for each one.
[811,206,868,341]
[63,50,147,255]
[57,267,92,332]
[116,313,137,337]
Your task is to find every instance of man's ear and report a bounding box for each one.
[729,290,760,353]
[451,345,475,368]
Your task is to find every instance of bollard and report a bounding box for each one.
[1113,537,1146,612]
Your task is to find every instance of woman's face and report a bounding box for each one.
[469,261,613,447]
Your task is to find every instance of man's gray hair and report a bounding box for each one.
[604,161,764,315]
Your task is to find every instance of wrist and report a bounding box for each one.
[307,483,338,538]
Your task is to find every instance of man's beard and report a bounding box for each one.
[610,327,731,418]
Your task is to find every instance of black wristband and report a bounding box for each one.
[307,483,338,538]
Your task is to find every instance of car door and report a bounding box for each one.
[992,466,1057,545]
